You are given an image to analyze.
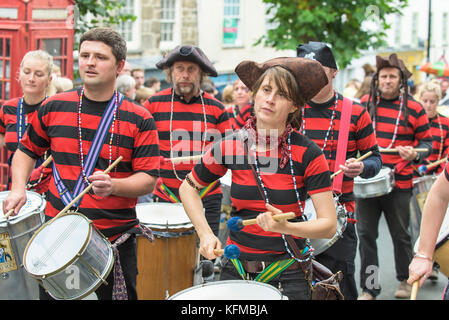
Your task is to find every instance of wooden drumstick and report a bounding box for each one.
[41,155,53,168]
[380,148,428,153]
[425,157,447,170]
[227,212,296,232]
[3,208,14,219]
[56,156,123,218]
[168,154,203,164]
[410,281,419,300]
[330,151,373,180]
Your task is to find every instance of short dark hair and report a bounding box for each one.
[79,27,127,63]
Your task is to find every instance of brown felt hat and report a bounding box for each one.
[235,57,328,104]
[376,53,412,79]
[156,45,217,77]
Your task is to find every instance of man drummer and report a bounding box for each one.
[2,27,161,300]
[143,45,232,236]
[356,53,432,299]
[408,161,449,300]
[297,42,382,300]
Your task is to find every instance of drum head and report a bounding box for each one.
[136,203,192,229]
[24,213,90,276]
[168,280,283,300]
[0,191,44,223]
[219,170,232,187]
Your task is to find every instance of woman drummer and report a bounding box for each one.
[227,78,252,130]
[0,50,53,193]
[417,80,449,175]
[179,57,336,300]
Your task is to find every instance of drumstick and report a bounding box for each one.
[168,154,203,164]
[330,151,373,180]
[410,281,419,300]
[227,212,296,232]
[3,208,14,219]
[56,156,123,218]
[379,148,428,153]
[425,157,447,170]
[41,155,53,168]
[213,244,240,259]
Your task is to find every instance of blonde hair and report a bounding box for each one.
[418,80,442,101]
[222,84,234,104]
[20,50,54,77]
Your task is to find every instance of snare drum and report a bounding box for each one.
[168,280,286,300]
[0,191,45,300]
[303,197,348,256]
[353,166,395,199]
[414,208,449,277]
[136,202,198,300]
[23,212,114,300]
[409,175,437,244]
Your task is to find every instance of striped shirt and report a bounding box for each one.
[422,115,449,175]
[361,95,432,190]
[144,88,232,200]
[302,93,381,213]
[233,103,253,129]
[18,88,160,240]
[192,130,331,261]
[0,97,43,153]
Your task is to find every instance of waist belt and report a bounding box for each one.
[230,258,298,283]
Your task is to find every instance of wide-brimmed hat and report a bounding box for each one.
[376,53,412,79]
[296,41,338,70]
[235,57,328,104]
[156,45,217,77]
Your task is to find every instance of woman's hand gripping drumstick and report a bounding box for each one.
[56,156,123,218]
[330,151,373,180]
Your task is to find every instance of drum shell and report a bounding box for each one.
[135,203,198,300]
[23,214,114,300]
[304,197,347,255]
[353,167,395,199]
[168,280,286,300]
[0,191,45,300]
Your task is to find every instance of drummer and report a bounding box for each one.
[297,42,382,300]
[356,53,432,300]
[143,45,232,236]
[408,161,449,300]
[0,50,54,194]
[2,27,160,300]
[226,78,252,130]
[416,80,449,175]
[179,57,337,300]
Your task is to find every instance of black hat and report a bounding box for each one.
[296,41,338,70]
[376,53,412,79]
[156,45,217,77]
[235,57,328,105]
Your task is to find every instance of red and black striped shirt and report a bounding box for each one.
[0,97,42,153]
[144,88,232,200]
[361,95,432,189]
[231,103,253,130]
[192,130,331,261]
[18,88,160,241]
[302,93,381,213]
[421,115,449,175]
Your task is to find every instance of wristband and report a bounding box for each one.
[414,253,433,262]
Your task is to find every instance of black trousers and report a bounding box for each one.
[39,234,138,300]
[315,223,358,300]
[355,188,413,297]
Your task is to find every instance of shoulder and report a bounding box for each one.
[203,91,226,110]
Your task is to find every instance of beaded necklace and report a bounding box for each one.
[374,93,403,149]
[17,98,27,141]
[252,132,312,262]
[301,92,338,154]
[169,88,207,181]
[435,115,444,160]
[77,88,119,186]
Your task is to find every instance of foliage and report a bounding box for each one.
[256,0,408,69]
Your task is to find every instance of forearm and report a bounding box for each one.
[10,149,36,191]
[360,150,382,178]
[111,172,157,198]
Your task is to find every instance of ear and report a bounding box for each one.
[116,59,125,76]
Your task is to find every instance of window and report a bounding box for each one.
[394,14,402,47]
[443,13,448,46]
[117,0,141,51]
[160,0,180,51]
[223,0,242,47]
[411,12,419,47]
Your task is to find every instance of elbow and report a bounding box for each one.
[324,218,337,239]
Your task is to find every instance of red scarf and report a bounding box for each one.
[243,115,292,169]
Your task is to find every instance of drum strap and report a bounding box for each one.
[52,93,124,208]
[332,97,352,194]
[229,258,296,283]
[157,180,219,203]
[111,223,154,300]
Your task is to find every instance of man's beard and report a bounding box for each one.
[176,83,195,95]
